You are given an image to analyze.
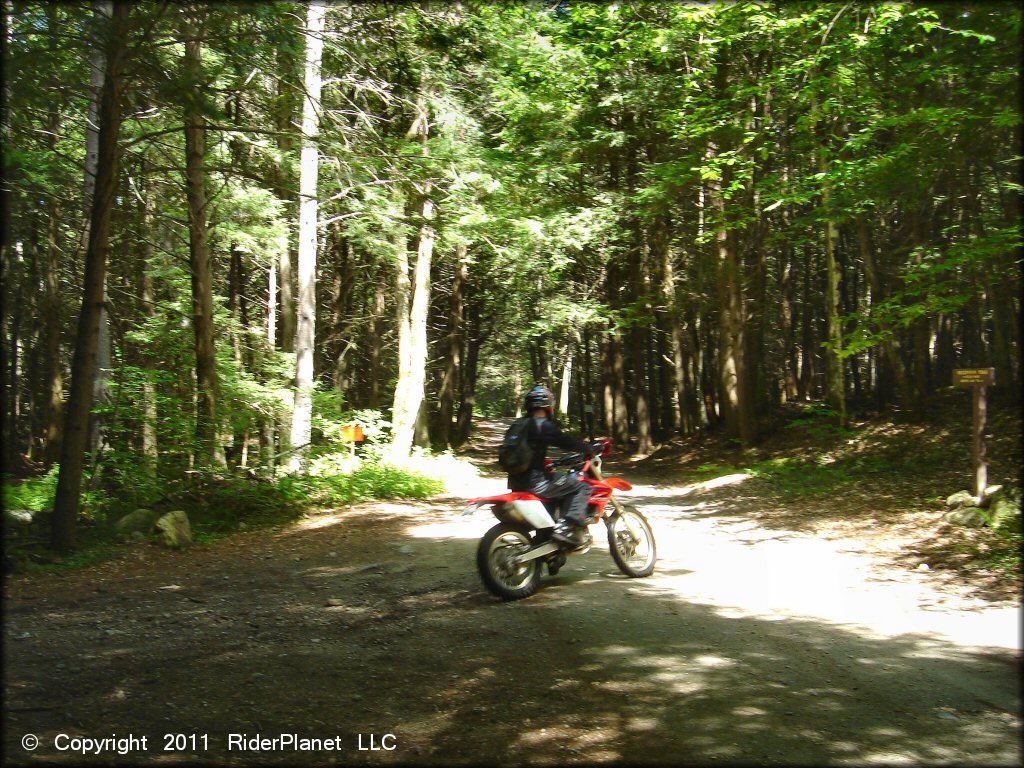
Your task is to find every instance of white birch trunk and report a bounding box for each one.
[407,196,433,441]
[267,254,277,347]
[390,81,433,458]
[558,349,573,416]
[389,199,434,459]
[85,0,113,461]
[139,180,158,475]
[288,0,325,473]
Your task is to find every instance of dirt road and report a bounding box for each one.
[3,437,1020,766]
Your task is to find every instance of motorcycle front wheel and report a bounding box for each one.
[607,505,656,577]
[477,523,541,601]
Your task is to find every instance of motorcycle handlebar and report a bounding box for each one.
[553,453,585,467]
[551,439,610,470]
[554,447,606,468]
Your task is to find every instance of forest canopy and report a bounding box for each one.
[1,2,1020,552]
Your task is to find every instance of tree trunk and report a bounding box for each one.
[818,147,846,426]
[454,305,480,447]
[407,207,433,453]
[84,1,114,466]
[582,326,593,432]
[716,225,751,441]
[513,368,524,418]
[437,245,467,447]
[607,332,629,447]
[624,138,653,454]
[182,8,225,469]
[700,317,718,428]
[651,215,680,435]
[139,172,158,475]
[327,230,353,394]
[744,202,769,416]
[275,49,297,353]
[27,221,43,461]
[51,0,129,553]
[628,275,653,453]
[856,215,912,409]
[6,271,22,466]
[288,0,325,473]
[0,2,13,468]
[41,2,64,468]
[710,176,754,442]
[367,260,387,408]
[987,278,1017,400]
[558,343,574,418]
[391,76,434,458]
[798,245,816,400]
[682,309,702,432]
[266,249,277,354]
[780,242,799,403]
[228,244,243,367]
[708,48,755,444]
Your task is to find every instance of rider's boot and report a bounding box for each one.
[551,518,592,549]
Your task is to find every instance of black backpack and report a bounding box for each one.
[497,417,534,473]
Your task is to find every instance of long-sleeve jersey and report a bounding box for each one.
[507,416,590,488]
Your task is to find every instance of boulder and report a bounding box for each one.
[115,509,161,536]
[944,506,987,528]
[986,486,1021,534]
[945,490,978,509]
[155,511,192,548]
[4,509,35,525]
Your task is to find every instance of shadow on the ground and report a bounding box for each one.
[3,498,1019,767]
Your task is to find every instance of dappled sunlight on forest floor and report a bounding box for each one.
[5,483,1019,766]
[4,414,1019,766]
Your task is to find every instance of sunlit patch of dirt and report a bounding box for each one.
[625,402,1022,604]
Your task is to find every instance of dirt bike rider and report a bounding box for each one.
[506,385,600,548]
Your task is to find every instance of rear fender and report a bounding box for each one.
[463,492,531,515]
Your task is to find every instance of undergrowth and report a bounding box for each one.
[3,446,470,572]
[978,531,1023,579]
[746,457,852,498]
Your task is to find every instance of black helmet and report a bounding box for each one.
[524,385,555,415]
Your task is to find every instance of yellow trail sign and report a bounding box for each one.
[953,368,995,387]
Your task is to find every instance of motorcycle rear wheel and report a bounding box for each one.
[477,523,541,601]
[607,505,656,577]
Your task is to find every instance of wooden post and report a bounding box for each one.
[973,385,987,501]
[953,368,994,503]
[341,425,364,509]
[349,440,355,509]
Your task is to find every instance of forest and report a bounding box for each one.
[2,1,1020,557]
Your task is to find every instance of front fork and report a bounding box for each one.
[588,460,625,521]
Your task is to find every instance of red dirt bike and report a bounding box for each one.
[463,440,656,600]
